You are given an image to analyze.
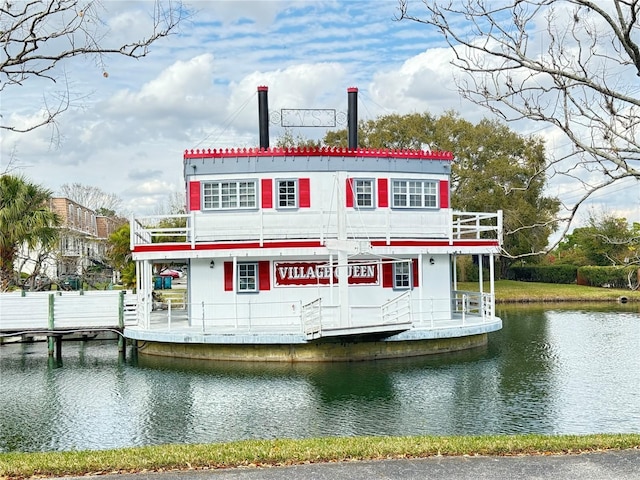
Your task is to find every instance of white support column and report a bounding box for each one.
[452,254,458,290]
[418,253,423,301]
[478,254,484,294]
[489,252,495,319]
[233,256,238,329]
[329,253,334,304]
[336,172,349,327]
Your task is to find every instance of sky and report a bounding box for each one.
[2,0,639,227]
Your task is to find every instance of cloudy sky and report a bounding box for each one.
[2,0,639,226]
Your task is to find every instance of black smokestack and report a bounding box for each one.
[258,86,269,149]
[347,87,358,149]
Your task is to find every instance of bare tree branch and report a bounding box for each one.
[397,0,640,241]
[1,0,187,134]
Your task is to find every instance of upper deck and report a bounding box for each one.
[131,146,502,258]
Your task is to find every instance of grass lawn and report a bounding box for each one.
[2,434,640,478]
[458,279,640,303]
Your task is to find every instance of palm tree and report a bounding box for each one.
[0,175,60,291]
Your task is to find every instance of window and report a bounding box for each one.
[392,180,438,208]
[237,263,258,292]
[354,179,374,208]
[202,180,257,210]
[393,261,412,289]
[277,179,298,208]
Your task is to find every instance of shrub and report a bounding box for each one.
[507,265,577,284]
[577,266,639,289]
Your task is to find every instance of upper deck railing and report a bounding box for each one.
[130,209,502,249]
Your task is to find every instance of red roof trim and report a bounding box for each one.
[132,238,498,253]
[183,147,453,161]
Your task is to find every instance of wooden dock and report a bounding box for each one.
[0,290,137,358]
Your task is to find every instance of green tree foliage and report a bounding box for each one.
[0,175,60,291]
[106,223,135,288]
[323,112,560,273]
[555,212,638,266]
[276,128,321,149]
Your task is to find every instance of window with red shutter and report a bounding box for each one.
[189,181,201,211]
[299,178,310,208]
[377,178,388,208]
[224,262,233,291]
[258,261,270,291]
[261,179,273,208]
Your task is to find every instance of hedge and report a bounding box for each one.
[577,265,640,288]
[506,265,578,284]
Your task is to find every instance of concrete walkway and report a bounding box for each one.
[56,449,640,480]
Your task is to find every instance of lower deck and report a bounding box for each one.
[124,293,502,346]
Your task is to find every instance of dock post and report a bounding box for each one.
[55,335,62,362]
[118,291,126,358]
[47,293,55,357]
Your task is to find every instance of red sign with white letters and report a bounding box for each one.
[274,261,379,286]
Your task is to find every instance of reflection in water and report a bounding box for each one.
[1,304,638,452]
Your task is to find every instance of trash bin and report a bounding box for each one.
[163,276,172,289]
[154,276,162,290]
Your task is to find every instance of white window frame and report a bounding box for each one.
[353,178,374,209]
[237,262,258,292]
[393,261,412,290]
[276,179,298,209]
[391,179,438,209]
[202,180,257,210]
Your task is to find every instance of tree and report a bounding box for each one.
[59,183,122,215]
[398,0,640,242]
[0,175,60,291]
[555,211,639,266]
[276,128,322,149]
[1,0,186,135]
[105,223,135,288]
[323,112,560,271]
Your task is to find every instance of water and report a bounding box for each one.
[1,304,639,452]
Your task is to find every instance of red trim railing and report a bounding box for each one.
[184,146,453,161]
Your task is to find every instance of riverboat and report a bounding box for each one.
[125,87,503,361]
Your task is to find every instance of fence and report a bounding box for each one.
[0,290,137,333]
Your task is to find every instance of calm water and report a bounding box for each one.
[1,305,639,453]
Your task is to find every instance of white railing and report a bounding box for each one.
[302,298,323,335]
[381,290,412,324]
[451,290,494,324]
[130,210,502,248]
[130,213,193,249]
[140,290,497,337]
[451,211,503,243]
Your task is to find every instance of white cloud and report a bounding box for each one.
[2,0,636,226]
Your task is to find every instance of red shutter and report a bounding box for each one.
[382,261,393,288]
[299,178,310,208]
[189,181,201,211]
[346,178,354,207]
[261,179,273,209]
[377,178,388,208]
[412,258,419,287]
[439,180,449,208]
[258,261,270,291]
[224,262,233,291]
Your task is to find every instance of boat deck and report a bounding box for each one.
[124,309,502,345]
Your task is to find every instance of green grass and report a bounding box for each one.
[1,434,639,478]
[458,279,640,303]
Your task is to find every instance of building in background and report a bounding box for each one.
[18,198,125,289]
